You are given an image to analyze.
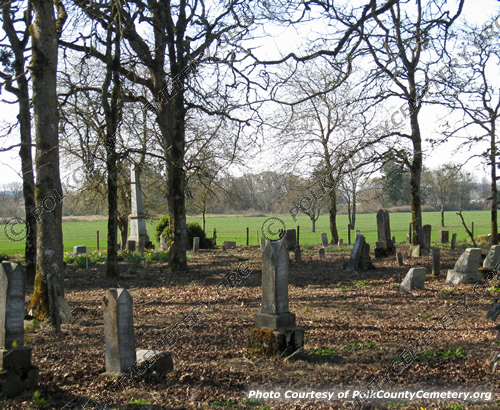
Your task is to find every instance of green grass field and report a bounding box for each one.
[0,210,493,256]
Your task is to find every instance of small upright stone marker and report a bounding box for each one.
[451,233,457,250]
[73,245,87,255]
[346,234,374,271]
[406,233,411,244]
[321,233,329,248]
[0,262,38,398]
[338,238,344,246]
[396,252,403,267]
[103,289,136,374]
[294,247,302,263]
[432,248,440,276]
[248,239,304,357]
[483,245,500,269]
[193,237,200,253]
[446,248,482,284]
[319,248,325,259]
[160,235,166,251]
[422,225,431,255]
[400,267,426,291]
[439,230,449,244]
[127,240,136,252]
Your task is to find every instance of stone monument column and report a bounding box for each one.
[127,164,150,247]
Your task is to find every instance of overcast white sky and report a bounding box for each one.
[0,0,499,186]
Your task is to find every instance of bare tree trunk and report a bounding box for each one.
[491,128,498,244]
[29,0,66,332]
[328,189,339,245]
[352,189,357,230]
[441,203,445,228]
[409,106,423,250]
[2,1,37,284]
[312,218,316,233]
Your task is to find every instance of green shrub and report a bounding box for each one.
[124,251,143,264]
[89,251,107,264]
[187,222,211,249]
[144,250,170,261]
[155,215,170,242]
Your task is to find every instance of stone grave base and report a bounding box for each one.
[247,327,304,358]
[0,366,39,398]
[446,270,482,285]
[374,240,396,258]
[99,350,173,379]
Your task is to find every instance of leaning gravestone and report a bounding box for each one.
[321,233,329,248]
[446,248,482,284]
[103,288,173,376]
[375,209,396,258]
[0,262,38,398]
[400,267,426,291]
[346,234,374,271]
[248,239,304,357]
[484,245,500,270]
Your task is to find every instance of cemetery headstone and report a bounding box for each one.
[400,267,426,291]
[346,234,374,271]
[321,233,329,248]
[248,239,304,357]
[285,229,296,251]
[193,237,200,253]
[488,234,492,244]
[422,224,431,255]
[319,248,325,259]
[0,262,38,398]
[446,248,482,284]
[127,164,150,247]
[222,241,236,249]
[73,245,87,255]
[406,233,411,244]
[432,248,440,276]
[483,245,500,269]
[451,233,457,250]
[439,230,449,244]
[409,244,421,258]
[160,235,166,251]
[103,288,136,374]
[391,235,396,243]
[375,209,396,258]
[102,288,173,377]
[396,252,403,267]
[138,237,146,253]
[338,238,344,246]
[127,240,136,252]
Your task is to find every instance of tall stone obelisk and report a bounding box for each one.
[127,165,150,247]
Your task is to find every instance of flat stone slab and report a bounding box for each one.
[222,241,236,249]
[400,267,426,291]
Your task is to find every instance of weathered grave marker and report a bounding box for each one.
[375,209,395,258]
[103,289,136,374]
[160,235,166,251]
[193,237,200,253]
[422,224,431,255]
[400,267,426,291]
[248,239,304,357]
[285,229,296,251]
[127,164,150,247]
[319,248,325,260]
[222,241,236,249]
[260,237,266,251]
[0,262,38,398]
[338,238,344,246]
[346,234,374,271]
[321,233,329,248]
[406,233,411,244]
[73,245,87,255]
[432,248,440,276]
[451,233,457,250]
[294,247,302,263]
[396,252,403,267]
[439,230,449,244]
[127,240,136,252]
[483,245,500,269]
[446,248,482,284]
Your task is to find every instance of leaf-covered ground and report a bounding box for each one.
[2,244,500,409]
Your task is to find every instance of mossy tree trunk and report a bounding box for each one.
[28,0,66,332]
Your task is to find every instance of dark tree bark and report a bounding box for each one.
[328,189,339,245]
[28,0,66,332]
[1,1,37,283]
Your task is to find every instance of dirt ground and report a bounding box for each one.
[2,243,500,409]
